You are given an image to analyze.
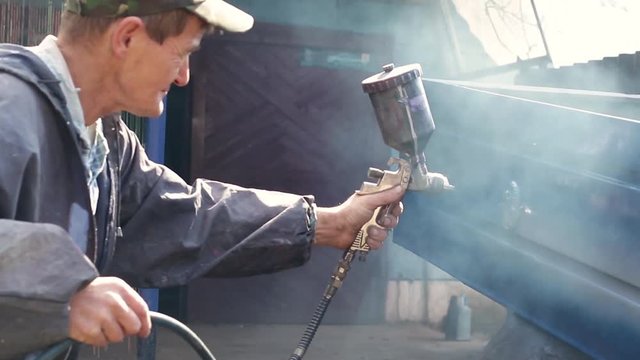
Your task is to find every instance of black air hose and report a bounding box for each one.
[288,249,358,359]
[36,311,216,360]
[288,296,332,360]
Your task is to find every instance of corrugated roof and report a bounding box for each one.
[516,51,640,94]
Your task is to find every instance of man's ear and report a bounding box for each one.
[111,16,145,58]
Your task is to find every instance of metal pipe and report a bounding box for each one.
[530,0,552,65]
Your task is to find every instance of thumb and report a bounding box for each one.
[359,185,405,208]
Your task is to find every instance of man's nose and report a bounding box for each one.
[174,58,190,87]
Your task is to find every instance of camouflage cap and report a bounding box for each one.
[65,0,254,32]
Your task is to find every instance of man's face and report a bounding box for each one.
[117,15,205,118]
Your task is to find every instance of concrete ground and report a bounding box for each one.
[79,323,489,360]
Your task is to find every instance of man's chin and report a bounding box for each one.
[146,108,164,119]
[125,104,164,119]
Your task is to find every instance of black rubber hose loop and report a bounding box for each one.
[36,311,216,360]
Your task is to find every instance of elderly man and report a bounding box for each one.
[0,0,404,358]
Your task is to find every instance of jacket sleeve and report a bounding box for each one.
[0,73,99,358]
[108,119,316,288]
[0,221,98,359]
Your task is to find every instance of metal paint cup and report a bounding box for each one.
[361,63,435,158]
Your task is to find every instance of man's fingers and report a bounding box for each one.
[69,300,108,347]
[101,316,126,343]
[378,214,396,228]
[366,225,389,249]
[110,294,143,338]
[391,201,404,217]
[70,277,152,347]
[120,287,152,337]
[377,202,402,228]
[88,331,109,348]
[74,322,108,347]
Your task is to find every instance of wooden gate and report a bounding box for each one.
[0,0,62,45]
[186,22,395,324]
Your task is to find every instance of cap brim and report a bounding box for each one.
[187,0,254,33]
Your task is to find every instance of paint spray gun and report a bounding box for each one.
[288,63,452,360]
[353,63,454,254]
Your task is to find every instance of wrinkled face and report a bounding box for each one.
[117,15,204,117]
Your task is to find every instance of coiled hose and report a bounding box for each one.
[36,311,216,360]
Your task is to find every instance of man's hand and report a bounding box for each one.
[69,277,151,347]
[314,185,404,249]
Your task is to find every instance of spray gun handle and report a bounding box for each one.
[351,158,412,256]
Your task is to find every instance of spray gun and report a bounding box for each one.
[353,63,453,255]
[288,63,452,360]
